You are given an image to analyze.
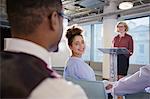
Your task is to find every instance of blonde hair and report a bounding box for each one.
[115,21,129,32]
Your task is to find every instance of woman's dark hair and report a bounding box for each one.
[66,25,83,46]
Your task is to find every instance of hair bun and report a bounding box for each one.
[66,25,83,40]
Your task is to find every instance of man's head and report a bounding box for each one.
[6,0,63,52]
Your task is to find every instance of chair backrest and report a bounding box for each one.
[125,92,150,99]
[66,77,108,99]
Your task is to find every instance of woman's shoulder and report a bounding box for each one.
[125,33,132,38]
[67,57,83,65]
[113,34,119,40]
[70,57,88,65]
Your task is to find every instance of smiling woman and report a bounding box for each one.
[63,25,96,81]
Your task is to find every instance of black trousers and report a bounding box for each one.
[117,54,129,76]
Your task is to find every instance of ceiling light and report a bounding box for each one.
[119,2,133,10]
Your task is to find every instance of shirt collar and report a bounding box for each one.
[70,56,83,61]
[4,38,52,68]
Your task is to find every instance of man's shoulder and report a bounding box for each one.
[29,78,88,99]
[1,51,45,64]
[0,51,48,76]
[140,65,150,77]
[1,51,39,58]
[0,51,50,98]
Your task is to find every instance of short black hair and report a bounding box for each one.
[6,0,62,34]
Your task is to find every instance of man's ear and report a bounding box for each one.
[48,11,59,31]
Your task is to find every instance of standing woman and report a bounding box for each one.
[63,25,96,81]
[113,22,134,80]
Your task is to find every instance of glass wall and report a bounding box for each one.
[93,24,103,62]
[81,23,103,62]
[82,25,91,61]
[77,16,150,64]
[125,16,150,65]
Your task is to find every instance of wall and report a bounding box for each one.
[51,40,70,67]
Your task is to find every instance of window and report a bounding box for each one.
[93,24,103,62]
[81,25,91,61]
[81,23,103,62]
[80,16,150,64]
[125,16,150,65]
[139,44,144,54]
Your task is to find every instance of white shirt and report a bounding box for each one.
[4,38,88,99]
[113,65,150,96]
[5,38,52,68]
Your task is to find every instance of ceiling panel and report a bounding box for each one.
[0,0,150,24]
